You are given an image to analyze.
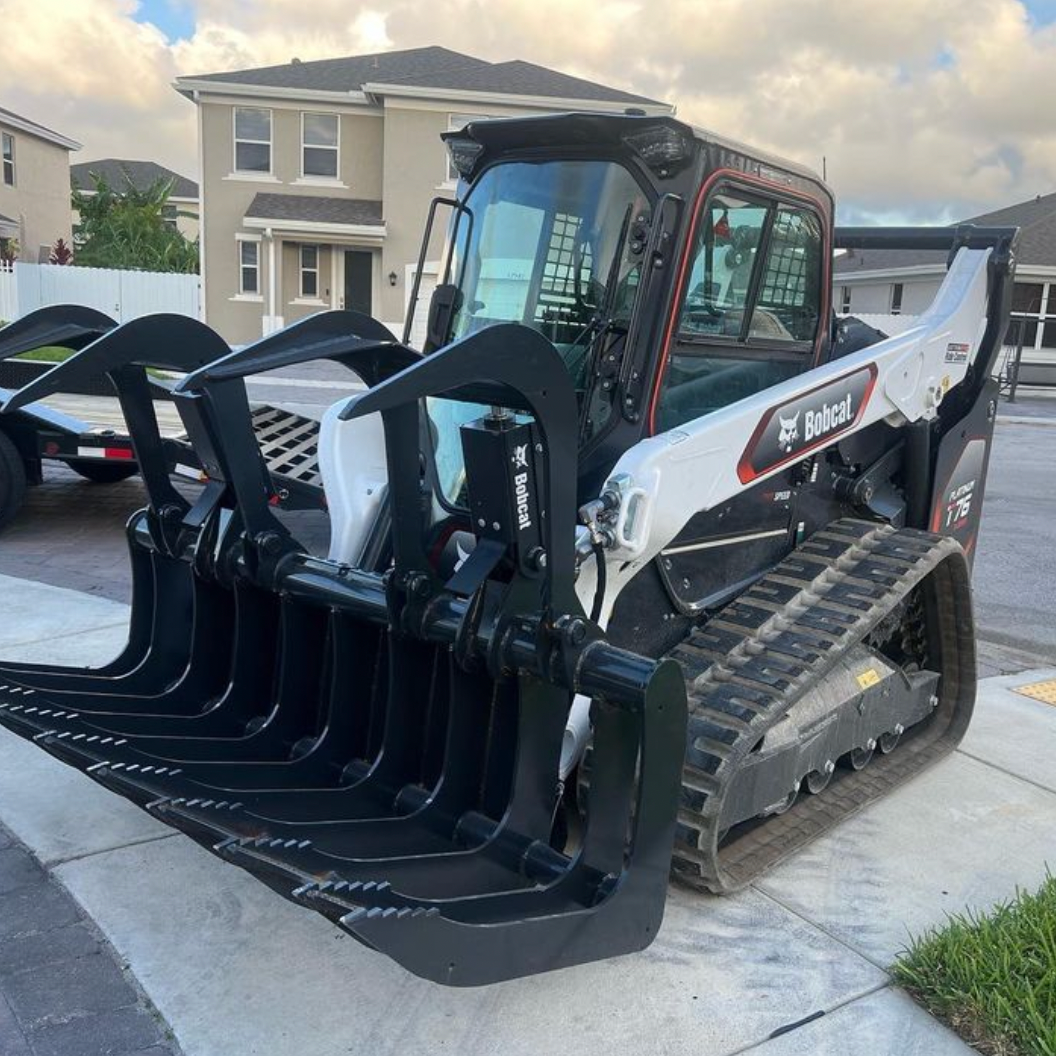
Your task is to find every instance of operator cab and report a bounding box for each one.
[413,112,833,507]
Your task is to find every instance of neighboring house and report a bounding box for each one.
[174,45,672,344]
[834,191,1056,381]
[71,158,200,240]
[0,105,80,263]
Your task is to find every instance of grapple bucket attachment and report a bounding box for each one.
[0,319,687,985]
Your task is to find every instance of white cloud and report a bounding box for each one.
[0,0,1053,220]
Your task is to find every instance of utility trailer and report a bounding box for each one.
[0,306,328,529]
[0,113,1016,987]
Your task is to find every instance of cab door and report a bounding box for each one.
[650,181,825,613]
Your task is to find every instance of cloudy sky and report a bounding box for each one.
[1,0,1055,222]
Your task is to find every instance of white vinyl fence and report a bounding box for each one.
[1,262,200,323]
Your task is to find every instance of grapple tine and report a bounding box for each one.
[0,518,164,684]
[0,315,237,697]
[150,664,556,887]
[333,660,686,986]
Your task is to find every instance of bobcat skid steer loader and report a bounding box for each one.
[0,113,1015,985]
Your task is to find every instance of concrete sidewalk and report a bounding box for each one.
[1,573,1054,1056]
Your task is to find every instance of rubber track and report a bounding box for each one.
[668,518,976,895]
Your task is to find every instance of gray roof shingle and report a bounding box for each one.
[71,159,198,199]
[244,192,384,227]
[188,45,663,106]
[835,190,1056,274]
[381,58,660,104]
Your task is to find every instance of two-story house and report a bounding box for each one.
[0,106,79,262]
[71,159,200,241]
[174,46,672,345]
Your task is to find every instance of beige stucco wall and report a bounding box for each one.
[837,277,942,315]
[171,199,200,241]
[378,98,546,326]
[199,97,384,344]
[0,121,73,261]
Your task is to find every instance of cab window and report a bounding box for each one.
[655,190,823,433]
[749,206,822,342]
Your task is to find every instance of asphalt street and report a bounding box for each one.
[973,413,1056,658]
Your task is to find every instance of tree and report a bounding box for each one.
[72,171,199,274]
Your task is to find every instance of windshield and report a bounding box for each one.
[429,158,651,503]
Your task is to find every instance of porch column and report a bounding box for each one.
[267,228,277,325]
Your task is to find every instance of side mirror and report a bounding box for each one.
[425,283,463,352]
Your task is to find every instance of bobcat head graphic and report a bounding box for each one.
[778,411,800,453]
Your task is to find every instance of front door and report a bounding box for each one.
[344,250,373,316]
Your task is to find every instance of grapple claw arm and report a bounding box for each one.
[2,313,229,413]
[0,305,116,362]
[181,310,420,388]
[3,315,231,533]
[341,323,581,614]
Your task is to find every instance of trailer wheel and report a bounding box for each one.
[0,429,28,531]
[67,460,139,485]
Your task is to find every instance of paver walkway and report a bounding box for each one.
[0,819,181,1056]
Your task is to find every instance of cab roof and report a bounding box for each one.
[448,111,830,196]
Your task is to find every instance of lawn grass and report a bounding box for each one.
[893,875,1056,1056]
[16,345,172,379]
[15,346,77,362]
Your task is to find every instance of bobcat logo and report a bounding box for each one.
[778,412,800,453]
[512,444,529,469]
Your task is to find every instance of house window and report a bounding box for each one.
[890,282,904,315]
[2,133,14,186]
[1007,281,1056,351]
[447,114,485,182]
[302,113,339,179]
[299,245,319,298]
[234,108,271,173]
[162,204,178,230]
[841,286,852,314]
[238,239,259,295]
[1011,282,1044,314]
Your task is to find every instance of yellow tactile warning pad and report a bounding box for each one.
[1014,679,1056,706]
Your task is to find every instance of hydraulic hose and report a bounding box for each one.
[590,541,607,624]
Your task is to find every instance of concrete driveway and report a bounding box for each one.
[1,575,1055,1056]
